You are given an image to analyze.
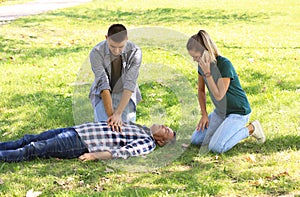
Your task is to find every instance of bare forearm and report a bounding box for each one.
[100,90,113,116]
[79,151,113,161]
[198,91,208,116]
[91,151,112,160]
[198,75,208,117]
[205,77,229,101]
[114,89,132,115]
[205,77,221,100]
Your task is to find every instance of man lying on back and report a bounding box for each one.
[0,121,176,162]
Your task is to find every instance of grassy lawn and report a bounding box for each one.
[0,0,33,6]
[0,0,299,196]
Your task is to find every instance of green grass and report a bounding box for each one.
[0,0,299,196]
[0,0,33,6]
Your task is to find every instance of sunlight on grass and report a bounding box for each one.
[0,0,32,6]
[0,0,299,196]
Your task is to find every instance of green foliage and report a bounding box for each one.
[0,0,299,196]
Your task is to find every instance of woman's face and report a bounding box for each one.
[188,50,210,65]
[188,50,203,63]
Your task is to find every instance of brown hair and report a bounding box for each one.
[107,24,127,42]
[186,30,220,62]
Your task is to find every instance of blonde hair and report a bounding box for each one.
[186,30,220,62]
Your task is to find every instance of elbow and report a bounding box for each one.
[214,93,226,101]
[215,96,223,101]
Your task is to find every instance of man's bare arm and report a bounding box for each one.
[100,90,113,117]
[78,151,112,161]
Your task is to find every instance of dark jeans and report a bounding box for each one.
[0,128,88,162]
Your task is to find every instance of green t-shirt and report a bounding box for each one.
[198,55,251,116]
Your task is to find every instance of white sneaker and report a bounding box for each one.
[250,120,266,143]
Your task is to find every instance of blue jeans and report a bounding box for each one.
[94,95,136,123]
[191,110,250,153]
[0,128,88,162]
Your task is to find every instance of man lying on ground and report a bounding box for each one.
[0,121,176,162]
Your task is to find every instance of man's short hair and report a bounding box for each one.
[170,131,177,144]
[107,24,127,42]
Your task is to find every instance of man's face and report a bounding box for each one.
[106,37,127,56]
[150,124,175,146]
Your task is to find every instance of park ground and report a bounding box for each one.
[0,0,299,196]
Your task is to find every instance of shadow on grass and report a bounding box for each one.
[0,36,28,52]
[1,91,74,139]
[220,134,300,157]
[49,7,271,25]
[275,80,300,91]
[221,44,299,50]
[186,135,299,158]
[11,7,272,27]
[0,134,298,196]
[242,68,299,93]
[0,154,222,196]
[108,141,298,196]
[0,34,90,60]
[240,68,272,95]
[27,45,90,59]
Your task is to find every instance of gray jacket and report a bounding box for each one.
[89,40,142,109]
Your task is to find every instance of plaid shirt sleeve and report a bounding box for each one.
[110,136,156,159]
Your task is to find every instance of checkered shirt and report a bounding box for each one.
[73,121,156,159]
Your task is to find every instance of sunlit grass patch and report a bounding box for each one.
[0,0,299,196]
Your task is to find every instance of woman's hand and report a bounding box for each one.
[198,51,211,74]
[196,115,209,132]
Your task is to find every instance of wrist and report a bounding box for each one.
[204,72,212,78]
[201,111,208,117]
[114,110,122,116]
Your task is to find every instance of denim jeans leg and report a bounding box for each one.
[122,100,136,123]
[208,113,250,153]
[0,128,88,162]
[94,100,109,122]
[41,128,88,159]
[94,93,137,123]
[0,128,66,150]
[112,93,136,123]
[191,111,224,145]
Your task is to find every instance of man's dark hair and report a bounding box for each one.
[107,24,127,42]
[170,131,177,144]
